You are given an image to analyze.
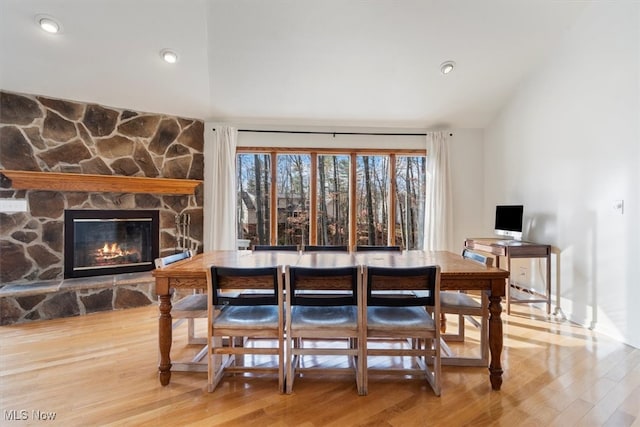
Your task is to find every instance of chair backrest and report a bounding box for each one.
[462,249,493,267]
[356,245,401,252]
[364,265,440,307]
[286,265,360,306]
[154,250,192,268]
[210,265,282,306]
[253,245,299,251]
[303,245,349,252]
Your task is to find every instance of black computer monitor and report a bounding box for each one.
[494,205,523,240]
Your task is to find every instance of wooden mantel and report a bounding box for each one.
[0,170,202,195]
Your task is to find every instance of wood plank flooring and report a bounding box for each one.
[1,304,639,426]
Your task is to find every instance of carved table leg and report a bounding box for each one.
[158,294,172,386]
[488,294,503,390]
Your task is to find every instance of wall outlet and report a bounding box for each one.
[518,266,528,285]
[0,199,28,212]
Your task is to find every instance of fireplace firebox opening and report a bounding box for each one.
[64,210,160,279]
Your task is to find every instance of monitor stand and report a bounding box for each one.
[494,230,522,241]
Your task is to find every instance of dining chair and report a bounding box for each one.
[439,249,491,366]
[284,265,365,395]
[302,245,349,252]
[355,245,402,252]
[363,265,441,396]
[253,244,299,251]
[206,265,285,392]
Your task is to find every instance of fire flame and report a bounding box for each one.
[98,242,128,259]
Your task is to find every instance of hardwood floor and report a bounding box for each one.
[1,304,639,426]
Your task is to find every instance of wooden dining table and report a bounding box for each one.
[152,250,510,390]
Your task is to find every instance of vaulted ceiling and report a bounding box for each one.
[0,0,589,129]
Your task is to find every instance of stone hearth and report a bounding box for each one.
[0,272,155,325]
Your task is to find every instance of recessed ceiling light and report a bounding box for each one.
[440,61,456,75]
[160,49,178,64]
[35,14,62,34]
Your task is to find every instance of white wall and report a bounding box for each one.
[484,2,640,347]
[203,126,485,252]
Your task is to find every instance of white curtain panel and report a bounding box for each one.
[204,125,238,250]
[424,131,453,251]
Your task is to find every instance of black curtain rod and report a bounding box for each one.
[212,128,453,137]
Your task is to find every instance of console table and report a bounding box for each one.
[465,238,551,315]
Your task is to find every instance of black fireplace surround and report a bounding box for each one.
[64,210,159,279]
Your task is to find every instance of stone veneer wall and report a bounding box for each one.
[0,91,204,323]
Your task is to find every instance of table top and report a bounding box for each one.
[465,238,550,248]
[152,250,509,282]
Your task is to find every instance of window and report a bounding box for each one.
[276,154,310,246]
[356,155,389,246]
[317,154,350,245]
[236,148,426,249]
[395,156,426,250]
[236,154,271,246]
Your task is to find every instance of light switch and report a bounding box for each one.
[613,199,624,215]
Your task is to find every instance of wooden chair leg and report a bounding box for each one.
[286,334,294,394]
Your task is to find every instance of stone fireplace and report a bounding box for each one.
[64,209,160,279]
[0,90,204,325]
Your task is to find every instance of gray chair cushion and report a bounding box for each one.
[214,305,280,329]
[173,293,207,311]
[291,306,358,329]
[174,292,240,313]
[367,306,434,331]
[440,291,481,309]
